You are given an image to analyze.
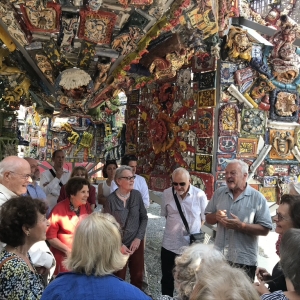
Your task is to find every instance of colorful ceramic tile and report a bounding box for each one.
[234,67,257,93]
[196,89,216,108]
[77,41,96,69]
[220,62,238,84]
[237,138,258,158]
[196,108,214,138]
[196,137,213,154]
[191,54,216,73]
[20,3,61,33]
[252,43,263,64]
[127,90,140,105]
[249,184,260,191]
[126,106,139,119]
[190,172,214,200]
[269,90,299,122]
[149,175,171,192]
[195,154,213,173]
[215,180,227,190]
[216,172,226,181]
[216,153,236,171]
[195,71,216,90]
[263,176,278,187]
[241,109,266,136]
[78,9,117,45]
[125,118,138,144]
[266,164,289,176]
[219,104,239,136]
[259,186,277,202]
[269,129,295,160]
[218,136,237,153]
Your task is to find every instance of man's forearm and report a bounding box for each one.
[205,213,217,225]
[239,223,270,236]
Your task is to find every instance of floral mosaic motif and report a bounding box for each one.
[78,9,117,45]
[192,53,216,73]
[218,103,239,136]
[241,109,266,136]
[220,62,238,84]
[195,154,213,173]
[190,172,214,200]
[196,138,213,154]
[269,90,299,122]
[149,175,171,192]
[263,176,278,187]
[237,138,258,158]
[218,136,237,153]
[21,3,61,33]
[269,129,295,160]
[196,89,216,108]
[196,108,214,137]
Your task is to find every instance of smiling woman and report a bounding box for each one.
[46,177,92,276]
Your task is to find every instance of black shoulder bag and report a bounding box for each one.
[172,187,205,245]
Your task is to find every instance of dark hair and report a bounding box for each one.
[280,194,300,228]
[280,228,300,294]
[0,196,48,247]
[70,166,88,180]
[52,149,64,160]
[102,160,118,178]
[65,177,90,198]
[121,154,137,166]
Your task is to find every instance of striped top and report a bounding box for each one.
[261,291,288,300]
[104,189,148,247]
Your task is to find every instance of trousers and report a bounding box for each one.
[228,261,256,281]
[161,247,177,297]
[115,240,144,290]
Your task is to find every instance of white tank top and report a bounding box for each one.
[102,180,111,197]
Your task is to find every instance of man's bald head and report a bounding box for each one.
[0,156,32,195]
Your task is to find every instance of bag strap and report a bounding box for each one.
[49,169,63,187]
[172,187,190,235]
[0,256,17,271]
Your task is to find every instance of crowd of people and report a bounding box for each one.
[0,152,300,300]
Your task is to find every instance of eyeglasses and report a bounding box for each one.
[9,171,31,180]
[275,209,291,222]
[120,176,136,181]
[172,182,186,186]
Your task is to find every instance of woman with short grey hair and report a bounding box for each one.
[103,165,148,291]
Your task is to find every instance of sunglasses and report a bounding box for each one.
[172,182,186,186]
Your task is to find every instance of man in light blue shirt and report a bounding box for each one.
[24,157,47,202]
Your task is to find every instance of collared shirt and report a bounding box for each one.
[103,190,148,247]
[110,174,150,208]
[205,185,272,266]
[161,185,207,255]
[0,184,17,207]
[26,182,47,201]
[40,168,70,214]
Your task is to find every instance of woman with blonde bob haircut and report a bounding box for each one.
[190,263,260,300]
[41,213,151,300]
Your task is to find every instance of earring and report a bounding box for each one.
[27,232,30,236]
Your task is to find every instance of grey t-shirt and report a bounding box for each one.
[205,185,272,266]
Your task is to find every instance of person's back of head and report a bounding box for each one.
[190,263,260,300]
[64,212,128,276]
[280,228,300,294]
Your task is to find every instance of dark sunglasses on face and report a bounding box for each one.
[172,182,186,186]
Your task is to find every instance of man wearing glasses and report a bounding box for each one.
[205,159,272,281]
[160,167,207,297]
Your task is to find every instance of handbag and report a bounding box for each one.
[172,187,205,245]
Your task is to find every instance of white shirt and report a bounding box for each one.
[110,174,150,208]
[40,168,70,213]
[161,185,207,254]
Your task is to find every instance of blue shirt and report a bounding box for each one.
[205,184,272,266]
[41,272,152,300]
[26,183,47,201]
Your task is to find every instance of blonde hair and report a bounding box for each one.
[190,263,260,300]
[174,244,225,300]
[64,212,128,276]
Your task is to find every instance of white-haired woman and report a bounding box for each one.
[158,244,225,300]
[41,213,151,300]
[103,165,148,291]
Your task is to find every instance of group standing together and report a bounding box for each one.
[0,152,300,300]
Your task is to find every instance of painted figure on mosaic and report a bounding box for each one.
[272,130,294,158]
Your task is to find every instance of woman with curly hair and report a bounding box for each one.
[0,196,49,299]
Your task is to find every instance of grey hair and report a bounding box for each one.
[226,159,249,175]
[172,167,190,180]
[190,263,260,300]
[0,156,25,180]
[280,228,300,294]
[114,165,133,186]
[173,244,225,300]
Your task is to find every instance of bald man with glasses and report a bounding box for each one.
[160,167,207,297]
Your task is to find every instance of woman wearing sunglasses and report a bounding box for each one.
[254,194,300,295]
[103,165,148,292]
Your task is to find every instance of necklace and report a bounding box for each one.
[118,191,130,198]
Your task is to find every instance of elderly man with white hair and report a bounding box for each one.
[160,167,207,297]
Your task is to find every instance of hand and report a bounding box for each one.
[253,279,270,296]
[222,213,243,230]
[121,244,132,255]
[216,210,227,224]
[64,247,71,256]
[129,238,141,253]
[35,266,49,276]
[43,182,49,187]
[256,267,271,281]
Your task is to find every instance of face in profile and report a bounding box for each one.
[28,212,49,242]
[7,162,32,195]
[71,185,89,208]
